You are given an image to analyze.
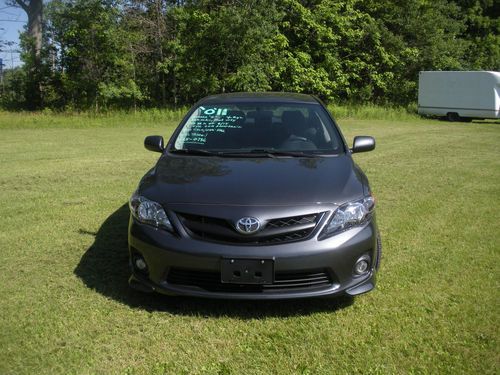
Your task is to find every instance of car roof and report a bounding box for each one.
[197,92,320,105]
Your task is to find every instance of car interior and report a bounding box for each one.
[186,107,338,151]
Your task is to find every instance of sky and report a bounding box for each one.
[0,0,27,68]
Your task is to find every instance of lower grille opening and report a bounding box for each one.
[167,268,334,293]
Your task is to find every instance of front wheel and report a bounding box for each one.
[375,232,382,270]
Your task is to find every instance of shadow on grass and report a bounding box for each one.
[74,204,353,318]
[437,118,500,125]
[475,121,500,125]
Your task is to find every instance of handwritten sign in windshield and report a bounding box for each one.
[176,107,244,146]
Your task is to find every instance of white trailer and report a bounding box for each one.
[418,71,500,121]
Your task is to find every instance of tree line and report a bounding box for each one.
[1,0,498,111]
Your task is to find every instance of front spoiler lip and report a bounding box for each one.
[128,270,375,300]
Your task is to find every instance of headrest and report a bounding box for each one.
[247,110,273,127]
[227,110,246,125]
[282,110,306,128]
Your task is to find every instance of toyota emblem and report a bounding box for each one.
[236,217,261,234]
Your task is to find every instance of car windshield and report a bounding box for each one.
[172,102,344,155]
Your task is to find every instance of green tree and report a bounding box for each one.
[48,0,142,110]
[7,0,497,111]
[358,0,468,104]
[170,0,283,102]
[273,0,399,103]
[453,0,500,70]
[0,67,27,110]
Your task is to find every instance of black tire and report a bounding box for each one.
[446,112,460,122]
[375,232,382,270]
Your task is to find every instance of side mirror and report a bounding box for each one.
[144,135,165,153]
[351,136,375,153]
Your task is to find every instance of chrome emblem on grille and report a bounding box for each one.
[236,217,261,234]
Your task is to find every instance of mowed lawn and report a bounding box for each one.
[0,112,499,374]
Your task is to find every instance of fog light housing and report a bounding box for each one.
[135,258,147,271]
[354,256,371,276]
[132,254,148,274]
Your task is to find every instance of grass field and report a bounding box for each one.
[0,111,499,374]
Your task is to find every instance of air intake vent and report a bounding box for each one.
[167,268,333,293]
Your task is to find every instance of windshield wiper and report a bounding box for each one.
[222,149,317,158]
[170,148,318,158]
[169,148,222,156]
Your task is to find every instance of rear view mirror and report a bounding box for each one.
[144,135,164,153]
[351,136,375,153]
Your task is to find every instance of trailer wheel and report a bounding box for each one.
[446,112,460,122]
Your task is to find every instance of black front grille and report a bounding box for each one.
[266,214,317,228]
[177,212,324,245]
[167,268,333,293]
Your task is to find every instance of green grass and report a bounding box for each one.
[0,111,499,374]
[0,108,188,129]
[0,104,419,130]
[328,103,421,121]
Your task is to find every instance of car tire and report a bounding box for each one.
[375,232,382,270]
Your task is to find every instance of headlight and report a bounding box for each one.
[129,192,173,232]
[321,196,375,238]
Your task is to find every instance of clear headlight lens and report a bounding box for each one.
[321,196,375,237]
[129,192,173,232]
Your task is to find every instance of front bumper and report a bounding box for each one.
[127,214,379,300]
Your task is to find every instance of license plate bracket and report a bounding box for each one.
[221,258,274,284]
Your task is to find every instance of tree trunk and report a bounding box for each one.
[15,0,43,109]
[16,0,43,62]
[28,0,43,63]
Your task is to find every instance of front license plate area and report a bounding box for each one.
[221,258,274,284]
